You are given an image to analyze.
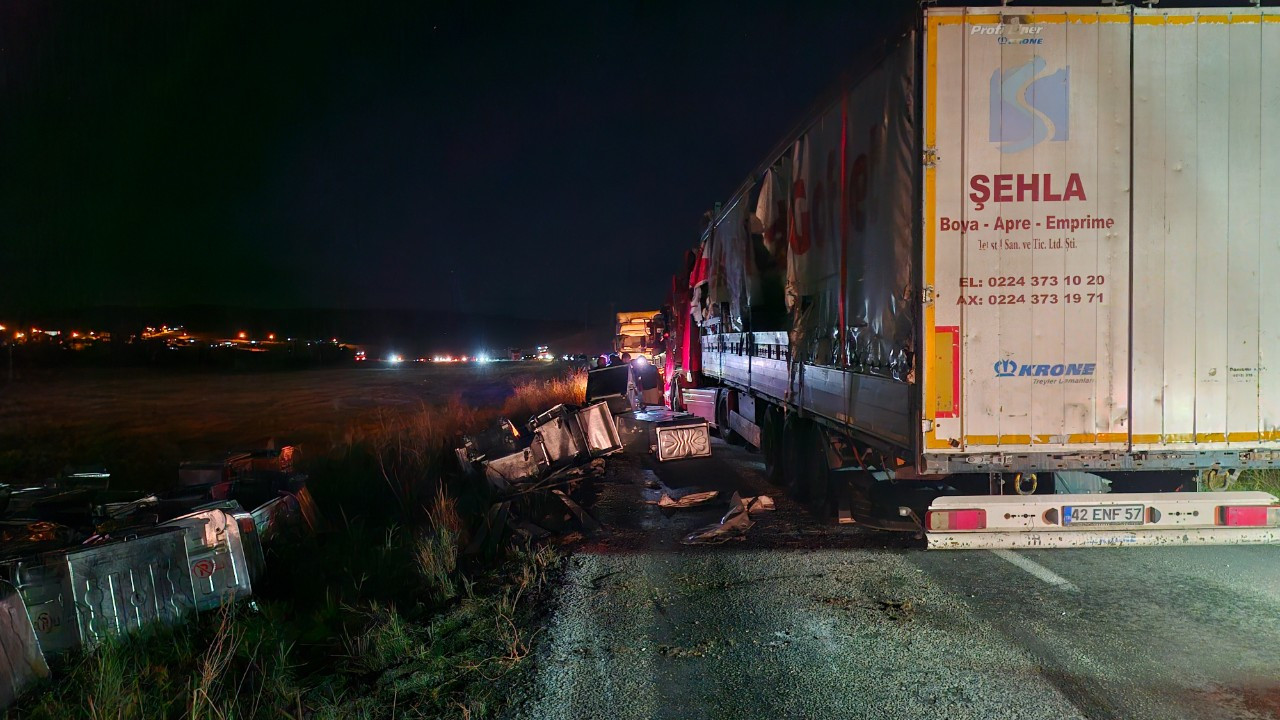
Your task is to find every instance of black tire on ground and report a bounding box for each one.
[761,407,786,485]
[716,392,745,445]
[782,416,833,518]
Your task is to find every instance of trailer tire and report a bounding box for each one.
[761,407,786,485]
[783,417,833,518]
[716,392,745,446]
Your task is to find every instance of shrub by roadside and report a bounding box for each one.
[1235,469,1280,496]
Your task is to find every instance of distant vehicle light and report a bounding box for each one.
[388,354,403,363]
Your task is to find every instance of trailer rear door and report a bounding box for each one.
[924,7,1133,455]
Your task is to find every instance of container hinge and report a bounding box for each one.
[922,285,936,307]
[921,418,935,433]
[923,147,939,168]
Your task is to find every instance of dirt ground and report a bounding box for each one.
[0,361,569,488]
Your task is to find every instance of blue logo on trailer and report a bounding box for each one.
[994,359,1096,378]
[994,359,1018,377]
[989,56,1069,153]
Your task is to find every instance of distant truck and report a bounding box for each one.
[663,3,1280,548]
[614,311,663,359]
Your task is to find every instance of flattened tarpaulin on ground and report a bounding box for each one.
[0,580,48,709]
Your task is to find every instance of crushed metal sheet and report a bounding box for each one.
[683,492,771,544]
[552,490,603,534]
[0,580,49,710]
[682,511,753,545]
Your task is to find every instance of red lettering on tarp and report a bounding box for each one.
[789,178,810,254]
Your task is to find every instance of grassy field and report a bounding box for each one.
[5,362,588,719]
[0,361,572,487]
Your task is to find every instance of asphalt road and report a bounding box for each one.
[507,439,1280,720]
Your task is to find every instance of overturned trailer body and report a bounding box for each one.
[676,3,1280,547]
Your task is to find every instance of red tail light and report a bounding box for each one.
[926,508,986,531]
[1217,505,1272,527]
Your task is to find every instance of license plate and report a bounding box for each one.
[1063,504,1145,525]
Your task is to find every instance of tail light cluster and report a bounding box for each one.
[1216,505,1280,527]
[926,508,986,531]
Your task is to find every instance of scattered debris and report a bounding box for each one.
[0,443,321,709]
[616,408,711,461]
[878,599,915,622]
[652,490,719,509]
[552,490,603,534]
[681,492,773,544]
[456,403,622,552]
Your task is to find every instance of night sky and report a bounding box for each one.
[2,1,904,323]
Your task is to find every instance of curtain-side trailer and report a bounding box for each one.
[681,3,1280,548]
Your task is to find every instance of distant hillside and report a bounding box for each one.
[9,306,614,355]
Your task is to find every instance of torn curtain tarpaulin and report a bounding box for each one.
[708,197,760,331]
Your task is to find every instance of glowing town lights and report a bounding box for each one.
[71,332,80,338]
[0,325,5,332]
[268,333,275,340]
[238,332,247,339]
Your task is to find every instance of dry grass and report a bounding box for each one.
[499,368,587,424]
[416,487,464,601]
[0,362,571,488]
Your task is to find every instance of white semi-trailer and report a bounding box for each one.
[677,3,1280,548]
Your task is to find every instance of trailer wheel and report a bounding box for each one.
[761,407,785,485]
[782,417,833,518]
[716,392,745,446]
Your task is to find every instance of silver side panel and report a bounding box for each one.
[702,340,913,451]
[161,508,254,611]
